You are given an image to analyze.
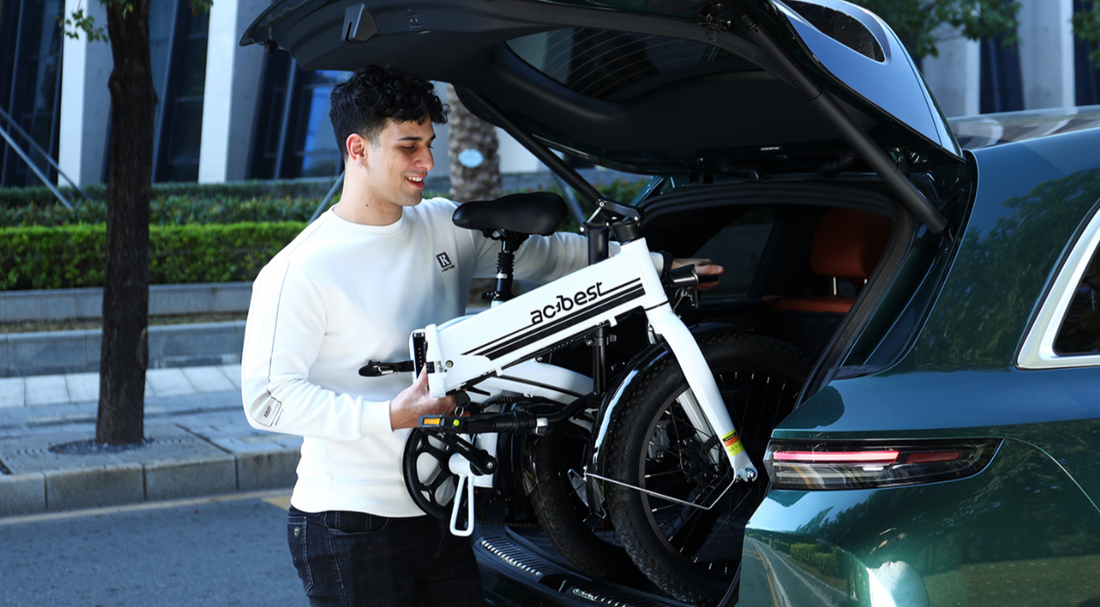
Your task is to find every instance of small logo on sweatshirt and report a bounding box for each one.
[436,252,454,272]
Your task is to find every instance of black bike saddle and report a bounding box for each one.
[452,192,567,237]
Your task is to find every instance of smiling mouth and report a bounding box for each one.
[406,175,425,187]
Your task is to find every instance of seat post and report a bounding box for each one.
[487,235,526,306]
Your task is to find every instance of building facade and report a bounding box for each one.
[1,0,1099,189]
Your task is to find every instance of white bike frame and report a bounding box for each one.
[412,236,757,483]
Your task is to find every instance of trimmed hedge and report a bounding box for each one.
[0,180,338,209]
[0,177,650,290]
[0,196,328,227]
[790,543,840,578]
[0,222,304,290]
[0,179,646,228]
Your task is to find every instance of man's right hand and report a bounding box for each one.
[389,366,456,430]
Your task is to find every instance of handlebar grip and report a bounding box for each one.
[419,412,541,434]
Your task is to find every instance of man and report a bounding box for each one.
[241,64,721,607]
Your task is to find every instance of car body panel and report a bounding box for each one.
[243,0,1100,603]
[242,0,962,174]
[773,127,1100,495]
[950,104,1100,150]
[743,439,1100,607]
[771,0,959,157]
[754,125,1100,605]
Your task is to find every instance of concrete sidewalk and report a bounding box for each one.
[0,365,301,517]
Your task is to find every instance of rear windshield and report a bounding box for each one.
[505,28,749,101]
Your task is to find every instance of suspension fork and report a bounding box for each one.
[645,303,758,482]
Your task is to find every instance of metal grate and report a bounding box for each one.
[478,534,568,579]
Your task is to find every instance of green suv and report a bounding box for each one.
[244,0,1100,605]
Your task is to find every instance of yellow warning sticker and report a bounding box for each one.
[722,431,745,456]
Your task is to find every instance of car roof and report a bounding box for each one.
[950,105,1100,150]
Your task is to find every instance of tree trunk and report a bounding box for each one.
[96,0,154,445]
[446,85,501,202]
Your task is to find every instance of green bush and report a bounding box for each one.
[790,543,840,578]
[0,222,304,290]
[0,193,331,227]
[0,178,646,228]
[0,177,650,291]
[0,180,339,209]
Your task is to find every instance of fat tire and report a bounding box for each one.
[604,331,811,605]
[529,424,642,583]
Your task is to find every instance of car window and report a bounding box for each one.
[505,29,749,101]
[784,0,884,62]
[694,209,775,298]
[1054,246,1100,356]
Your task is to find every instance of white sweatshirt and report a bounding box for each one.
[241,198,595,516]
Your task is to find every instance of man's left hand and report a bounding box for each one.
[671,258,723,290]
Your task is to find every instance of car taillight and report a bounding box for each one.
[764,439,1002,490]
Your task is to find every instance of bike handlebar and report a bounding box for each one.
[419,411,548,434]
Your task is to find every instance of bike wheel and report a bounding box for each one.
[529,422,642,583]
[604,332,811,605]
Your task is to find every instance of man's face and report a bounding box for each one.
[362,118,436,209]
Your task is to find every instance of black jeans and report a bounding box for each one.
[287,506,485,607]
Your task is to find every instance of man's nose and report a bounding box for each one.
[416,147,434,172]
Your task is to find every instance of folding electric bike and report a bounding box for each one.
[362,191,810,605]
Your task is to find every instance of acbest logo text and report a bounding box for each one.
[530,282,606,325]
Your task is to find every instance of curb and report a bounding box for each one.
[0,448,297,517]
[1,321,247,377]
[0,282,253,323]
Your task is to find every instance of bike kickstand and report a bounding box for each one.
[448,454,478,537]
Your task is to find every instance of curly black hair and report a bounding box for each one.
[329,64,449,160]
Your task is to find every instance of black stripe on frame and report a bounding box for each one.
[462,279,643,358]
[474,283,646,361]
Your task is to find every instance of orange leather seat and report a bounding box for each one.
[772,208,892,314]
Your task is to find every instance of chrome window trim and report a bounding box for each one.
[1018,209,1100,369]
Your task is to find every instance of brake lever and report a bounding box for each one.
[358,360,415,377]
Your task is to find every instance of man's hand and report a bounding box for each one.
[389,367,456,430]
[672,257,724,291]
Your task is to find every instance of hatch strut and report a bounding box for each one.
[727,4,948,234]
[455,88,606,205]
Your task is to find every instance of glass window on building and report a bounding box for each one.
[980,33,1024,114]
[151,0,209,183]
[1074,0,1100,106]
[0,0,65,188]
[249,54,345,180]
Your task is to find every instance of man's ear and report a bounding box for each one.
[346,133,369,165]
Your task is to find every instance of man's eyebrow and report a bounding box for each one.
[396,135,437,142]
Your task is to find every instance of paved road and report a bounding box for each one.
[0,489,306,606]
[742,538,850,607]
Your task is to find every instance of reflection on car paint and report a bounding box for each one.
[745,440,1100,606]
